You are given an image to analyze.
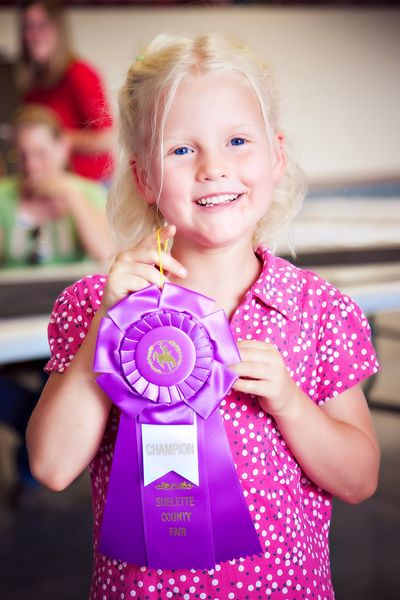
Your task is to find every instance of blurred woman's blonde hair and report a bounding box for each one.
[108,33,306,251]
[18,0,75,91]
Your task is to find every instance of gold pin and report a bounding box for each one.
[156,228,168,287]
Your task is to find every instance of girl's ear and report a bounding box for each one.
[130,160,157,204]
[272,132,286,182]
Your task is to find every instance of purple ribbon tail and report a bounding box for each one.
[204,411,262,561]
[99,414,147,565]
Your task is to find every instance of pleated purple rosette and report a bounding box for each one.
[94,283,262,569]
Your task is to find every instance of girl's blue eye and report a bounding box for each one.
[174,146,192,155]
[230,137,246,146]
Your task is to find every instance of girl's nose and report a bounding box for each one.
[196,150,229,181]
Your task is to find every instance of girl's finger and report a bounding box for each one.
[139,224,176,250]
[110,225,175,264]
[112,247,162,268]
[233,347,273,365]
[236,339,275,351]
[103,272,159,309]
[232,378,267,397]
[112,246,187,279]
[118,262,171,288]
[157,224,176,245]
[106,271,151,292]
[157,252,187,279]
[230,361,271,381]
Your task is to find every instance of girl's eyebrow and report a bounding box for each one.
[228,123,261,130]
[163,135,190,143]
[163,123,261,142]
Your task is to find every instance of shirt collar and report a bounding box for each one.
[250,247,302,321]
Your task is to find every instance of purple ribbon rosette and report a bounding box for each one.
[94,282,262,569]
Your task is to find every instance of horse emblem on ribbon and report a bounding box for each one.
[147,340,182,374]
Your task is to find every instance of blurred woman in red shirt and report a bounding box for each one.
[18,0,114,183]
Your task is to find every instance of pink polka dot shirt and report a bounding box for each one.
[45,248,379,600]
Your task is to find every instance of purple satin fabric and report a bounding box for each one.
[94,283,262,568]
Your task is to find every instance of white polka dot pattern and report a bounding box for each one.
[45,248,378,599]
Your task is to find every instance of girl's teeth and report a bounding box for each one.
[196,193,239,206]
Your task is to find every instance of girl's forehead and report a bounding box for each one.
[164,71,264,127]
[175,69,253,97]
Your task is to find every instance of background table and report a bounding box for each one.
[0,262,102,364]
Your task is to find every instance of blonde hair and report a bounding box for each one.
[108,33,306,250]
[18,0,75,91]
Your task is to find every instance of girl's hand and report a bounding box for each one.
[230,340,299,417]
[101,225,187,312]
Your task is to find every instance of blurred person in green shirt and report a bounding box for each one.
[0,104,112,267]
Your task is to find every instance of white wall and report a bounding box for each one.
[1,6,399,183]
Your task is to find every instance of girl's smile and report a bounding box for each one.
[194,192,244,208]
[143,72,285,249]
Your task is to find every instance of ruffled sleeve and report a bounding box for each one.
[313,293,379,405]
[45,275,105,373]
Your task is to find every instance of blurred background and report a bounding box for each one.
[0,2,399,599]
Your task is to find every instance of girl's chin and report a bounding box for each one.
[179,230,253,251]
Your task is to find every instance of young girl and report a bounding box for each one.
[27,34,380,599]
